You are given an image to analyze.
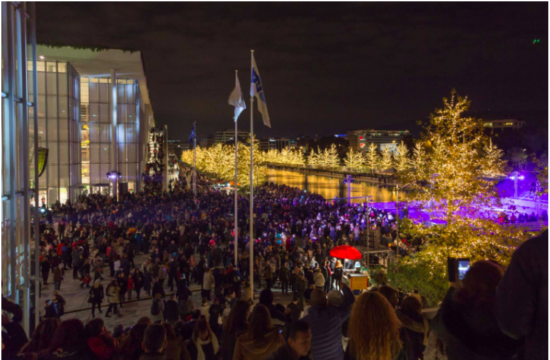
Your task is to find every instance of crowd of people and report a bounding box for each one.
[2,165,547,360]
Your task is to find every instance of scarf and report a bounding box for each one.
[193,333,219,360]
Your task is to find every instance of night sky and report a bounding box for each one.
[37,2,548,140]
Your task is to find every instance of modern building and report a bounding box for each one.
[275,137,290,151]
[34,45,155,202]
[199,135,215,148]
[214,129,250,145]
[168,139,188,158]
[260,137,276,151]
[347,129,409,152]
[482,119,525,130]
[2,1,39,334]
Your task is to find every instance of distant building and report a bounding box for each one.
[260,137,276,151]
[168,139,187,158]
[347,129,409,152]
[214,129,250,145]
[483,119,525,130]
[199,135,214,148]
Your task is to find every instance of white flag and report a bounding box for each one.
[250,53,271,128]
[228,71,246,122]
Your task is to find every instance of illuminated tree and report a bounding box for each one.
[319,144,340,169]
[379,147,393,172]
[393,141,411,175]
[307,147,322,167]
[482,139,507,177]
[344,148,365,170]
[364,143,380,174]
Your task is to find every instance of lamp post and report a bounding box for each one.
[106,171,121,199]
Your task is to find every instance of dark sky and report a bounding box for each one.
[37,2,548,140]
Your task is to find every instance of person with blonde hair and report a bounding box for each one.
[345,291,411,360]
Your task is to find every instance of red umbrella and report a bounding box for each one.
[329,245,363,261]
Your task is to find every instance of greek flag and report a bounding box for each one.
[250,53,271,128]
[188,122,196,145]
[228,72,246,122]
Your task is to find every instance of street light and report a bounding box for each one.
[106,171,121,198]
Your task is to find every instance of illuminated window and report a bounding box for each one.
[504,122,514,126]
[483,123,492,127]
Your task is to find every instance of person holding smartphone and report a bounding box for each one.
[431,260,522,360]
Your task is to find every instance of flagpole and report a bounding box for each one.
[234,71,239,268]
[249,50,255,299]
[193,121,197,197]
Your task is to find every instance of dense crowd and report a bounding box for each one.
[2,166,547,360]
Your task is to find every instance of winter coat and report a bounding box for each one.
[88,285,104,304]
[164,336,189,360]
[44,344,96,360]
[265,343,311,360]
[221,325,247,360]
[313,270,325,287]
[87,334,117,360]
[496,230,548,360]
[396,309,429,359]
[164,299,180,322]
[233,329,285,360]
[203,272,214,290]
[302,284,355,360]
[105,283,120,304]
[432,287,522,360]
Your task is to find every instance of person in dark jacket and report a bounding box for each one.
[265,320,312,360]
[432,260,523,360]
[133,268,144,299]
[302,282,355,360]
[396,296,429,359]
[164,294,180,325]
[496,229,548,360]
[45,318,96,360]
[88,280,104,317]
[152,278,165,299]
[85,318,117,360]
[221,300,249,360]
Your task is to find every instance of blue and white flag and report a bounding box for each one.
[228,71,246,122]
[250,53,271,128]
[188,122,196,145]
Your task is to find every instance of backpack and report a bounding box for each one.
[151,299,161,315]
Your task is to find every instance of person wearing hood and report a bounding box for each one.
[432,260,523,360]
[313,267,325,290]
[396,295,429,359]
[187,317,219,360]
[302,282,355,360]
[233,304,284,360]
[85,318,117,360]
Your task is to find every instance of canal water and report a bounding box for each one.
[266,168,397,203]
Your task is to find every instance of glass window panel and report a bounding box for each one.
[27,71,34,96]
[127,105,135,123]
[58,96,68,118]
[89,103,99,119]
[48,165,58,186]
[99,104,109,123]
[126,84,134,104]
[89,123,99,143]
[100,164,111,182]
[81,147,89,162]
[46,62,57,72]
[59,143,68,164]
[48,143,58,165]
[38,118,46,142]
[117,104,127,124]
[60,167,68,186]
[37,71,45,95]
[127,165,136,180]
[100,145,110,164]
[48,119,58,141]
[89,82,98,103]
[57,63,67,73]
[127,144,136,163]
[46,73,57,95]
[90,164,100,183]
[118,143,125,162]
[100,124,110,143]
[47,96,57,118]
[117,84,125,103]
[90,143,100,163]
[81,163,90,184]
[117,124,125,144]
[58,73,67,96]
[58,119,68,142]
[37,95,46,118]
[99,83,109,103]
[126,124,135,143]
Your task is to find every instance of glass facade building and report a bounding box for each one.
[28,60,80,206]
[2,1,38,334]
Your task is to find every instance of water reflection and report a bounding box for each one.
[267,168,396,203]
